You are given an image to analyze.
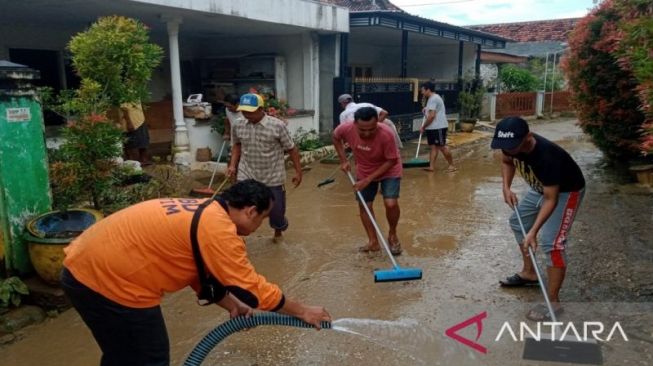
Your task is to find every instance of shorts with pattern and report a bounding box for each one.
[425,128,447,146]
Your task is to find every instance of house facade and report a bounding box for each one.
[1,0,508,165]
[322,0,508,137]
[469,18,579,90]
[1,0,349,167]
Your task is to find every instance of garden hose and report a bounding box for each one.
[183,312,332,366]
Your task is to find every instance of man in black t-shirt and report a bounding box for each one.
[491,116,585,321]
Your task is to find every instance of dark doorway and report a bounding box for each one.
[9,48,67,125]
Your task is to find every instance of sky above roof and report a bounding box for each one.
[390,0,596,25]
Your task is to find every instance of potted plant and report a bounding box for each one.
[458,77,485,132]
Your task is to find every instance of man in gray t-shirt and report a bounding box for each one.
[420,81,457,173]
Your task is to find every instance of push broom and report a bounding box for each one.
[514,206,602,365]
[191,140,227,197]
[346,171,422,282]
[402,117,430,168]
[317,152,352,187]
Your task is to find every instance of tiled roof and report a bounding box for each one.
[468,18,580,42]
[319,0,402,12]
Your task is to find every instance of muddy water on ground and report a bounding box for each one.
[1,120,651,365]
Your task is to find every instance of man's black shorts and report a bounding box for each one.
[425,128,447,146]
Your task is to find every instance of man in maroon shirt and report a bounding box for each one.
[333,107,404,255]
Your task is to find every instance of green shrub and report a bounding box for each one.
[293,128,324,151]
[561,0,649,159]
[43,80,124,210]
[613,0,653,155]
[210,113,227,136]
[499,65,539,92]
[0,277,29,310]
[528,58,564,91]
[68,15,163,105]
[458,76,485,120]
[41,16,165,211]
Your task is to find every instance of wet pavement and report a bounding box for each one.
[1,119,652,365]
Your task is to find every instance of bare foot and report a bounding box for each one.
[358,244,380,253]
[422,168,434,172]
[445,166,458,173]
[272,230,284,243]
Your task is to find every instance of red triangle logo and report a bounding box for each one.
[445,311,488,354]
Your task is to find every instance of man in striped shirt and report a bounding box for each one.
[228,93,303,243]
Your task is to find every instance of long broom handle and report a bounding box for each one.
[322,152,353,182]
[415,117,426,159]
[208,141,227,189]
[514,206,558,323]
[347,171,400,268]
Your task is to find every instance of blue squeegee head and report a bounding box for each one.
[374,267,423,282]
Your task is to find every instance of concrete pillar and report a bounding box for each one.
[339,33,348,78]
[165,17,191,169]
[302,32,320,131]
[536,90,545,118]
[489,92,498,122]
[319,34,337,134]
[475,44,481,79]
[457,41,464,86]
[400,30,408,78]
[274,56,287,101]
[334,34,341,78]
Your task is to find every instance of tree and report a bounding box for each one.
[613,0,653,155]
[41,16,163,210]
[528,58,564,92]
[68,15,163,105]
[561,0,650,159]
[498,65,539,92]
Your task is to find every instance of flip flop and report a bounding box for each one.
[526,304,564,321]
[389,241,403,256]
[499,273,539,287]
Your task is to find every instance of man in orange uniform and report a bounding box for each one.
[61,180,330,366]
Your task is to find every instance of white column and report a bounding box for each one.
[489,92,498,122]
[165,17,191,169]
[302,33,314,111]
[302,32,320,131]
[536,90,545,118]
[274,56,287,102]
[311,33,320,132]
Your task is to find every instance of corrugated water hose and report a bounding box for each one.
[183,312,332,366]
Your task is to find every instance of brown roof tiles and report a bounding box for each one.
[469,18,580,42]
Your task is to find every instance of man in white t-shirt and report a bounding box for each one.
[337,94,402,149]
[419,82,457,173]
